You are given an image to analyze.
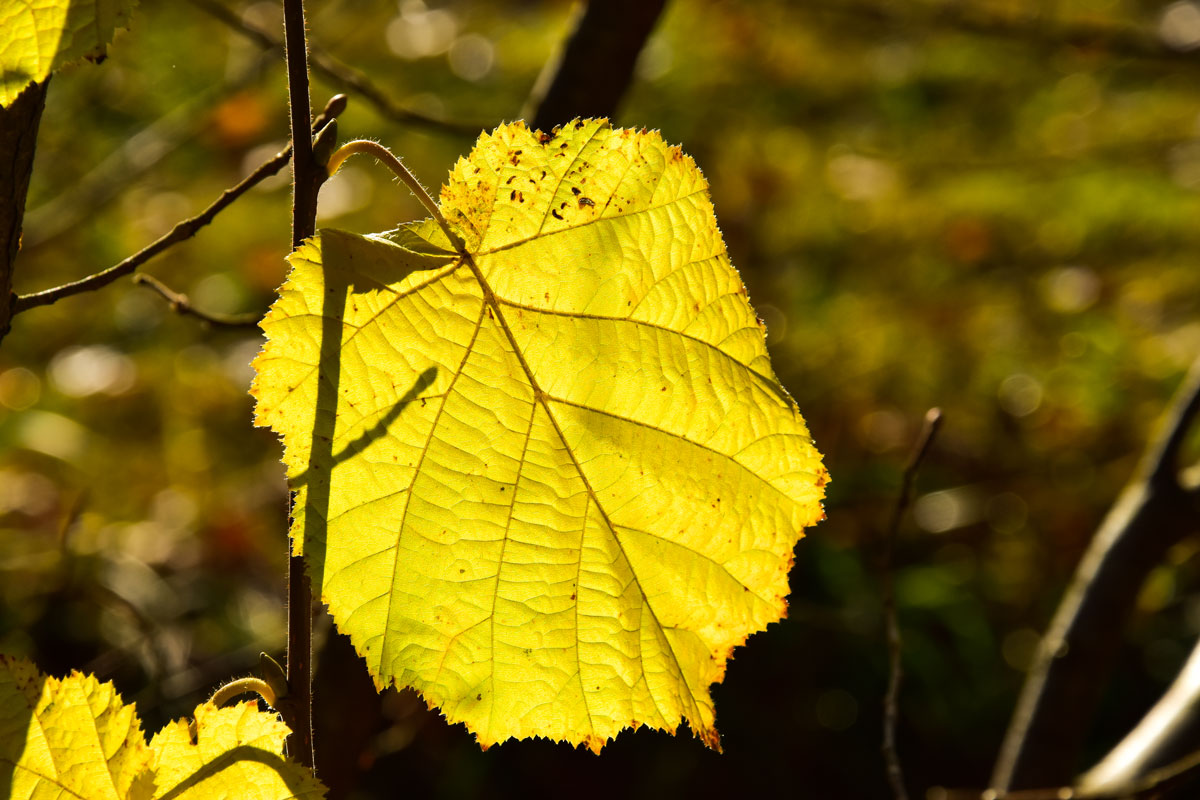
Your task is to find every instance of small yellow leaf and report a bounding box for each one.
[149,701,325,800]
[0,653,154,800]
[252,118,828,752]
[0,656,325,799]
[0,0,137,107]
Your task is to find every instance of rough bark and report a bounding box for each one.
[0,80,49,344]
[528,0,669,131]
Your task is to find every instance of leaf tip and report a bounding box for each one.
[696,722,723,753]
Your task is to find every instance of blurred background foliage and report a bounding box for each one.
[3,0,1200,797]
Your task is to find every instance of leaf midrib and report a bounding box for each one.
[458,249,709,734]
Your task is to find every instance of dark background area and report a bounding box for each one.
[2,0,1200,797]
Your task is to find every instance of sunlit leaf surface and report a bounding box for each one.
[0,655,325,799]
[252,119,827,752]
[149,701,325,800]
[0,654,153,799]
[0,0,136,106]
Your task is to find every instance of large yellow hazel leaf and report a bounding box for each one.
[251,118,828,753]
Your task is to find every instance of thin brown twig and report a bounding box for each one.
[11,94,346,314]
[882,407,944,800]
[282,0,317,772]
[21,49,277,251]
[186,0,481,136]
[132,274,260,328]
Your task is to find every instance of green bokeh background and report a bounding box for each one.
[3,1,1199,797]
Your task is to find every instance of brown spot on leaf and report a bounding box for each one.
[551,210,563,220]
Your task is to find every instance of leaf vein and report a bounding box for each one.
[484,394,539,742]
[279,259,464,397]
[479,186,710,257]
[493,296,785,402]
[378,304,486,674]
[613,523,776,609]
[461,250,712,739]
[544,395,798,509]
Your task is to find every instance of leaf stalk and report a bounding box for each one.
[211,677,278,709]
[326,140,465,254]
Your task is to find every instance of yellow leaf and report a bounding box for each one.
[0,0,137,107]
[0,653,154,799]
[0,656,325,799]
[149,702,324,800]
[251,118,827,752]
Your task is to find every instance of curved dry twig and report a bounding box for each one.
[882,407,943,800]
[992,356,1200,792]
[11,95,346,315]
[1079,635,1200,795]
[132,274,260,328]
[20,50,278,251]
